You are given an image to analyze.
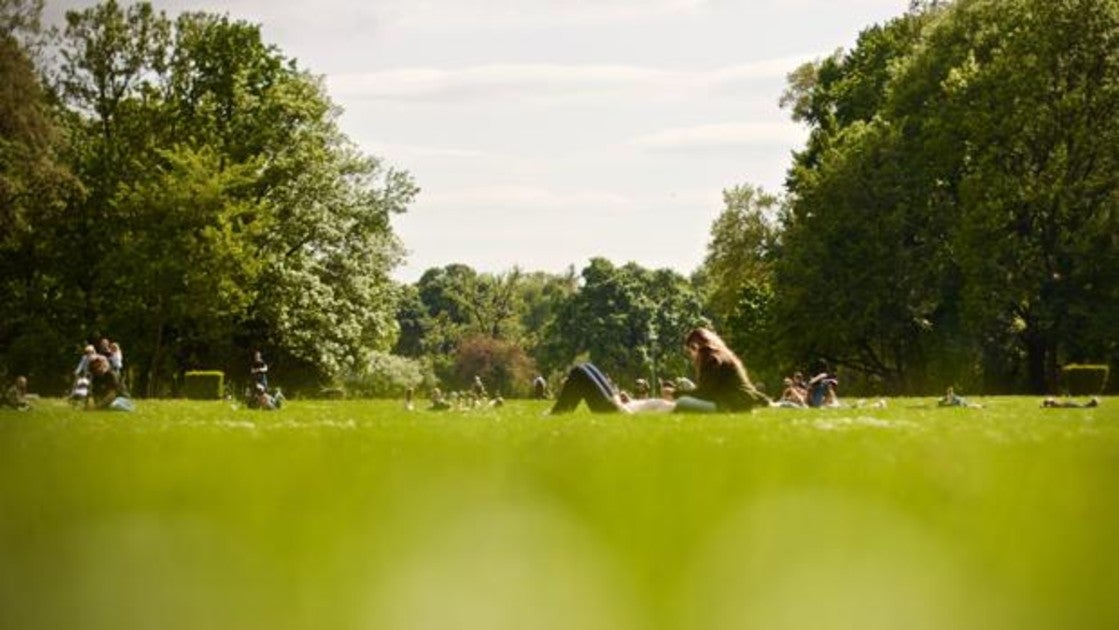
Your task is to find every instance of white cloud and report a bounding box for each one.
[630,121,807,151]
[421,185,638,213]
[366,142,492,160]
[380,0,711,31]
[327,54,818,103]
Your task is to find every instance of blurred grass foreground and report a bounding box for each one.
[2,397,1117,629]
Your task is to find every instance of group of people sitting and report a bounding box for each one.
[423,376,505,411]
[71,338,132,411]
[774,370,843,408]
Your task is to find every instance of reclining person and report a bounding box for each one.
[549,327,768,415]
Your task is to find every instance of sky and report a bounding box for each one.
[48,0,912,282]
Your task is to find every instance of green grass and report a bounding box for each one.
[2,397,1118,629]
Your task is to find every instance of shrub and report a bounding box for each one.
[1060,364,1109,396]
[453,335,537,398]
[183,371,224,400]
[342,352,433,398]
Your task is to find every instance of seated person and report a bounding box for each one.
[2,376,31,410]
[428,387,452,411]
[773,377,808,408]
[87,356,134,411]
[74,345,97,378]
[938,387,982,408]
[246,383,283,410]
[807,372,840,408]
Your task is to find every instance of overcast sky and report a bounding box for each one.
[49,0,912,282]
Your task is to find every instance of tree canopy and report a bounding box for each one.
[767,0,1119,393]
[0,0,416,394]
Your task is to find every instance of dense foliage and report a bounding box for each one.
[743,0,1118,394]
[0,0,416,395]
[3,0,1116,398]
[394,260,704,396]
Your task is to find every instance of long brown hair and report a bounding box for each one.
[684,327,742,370]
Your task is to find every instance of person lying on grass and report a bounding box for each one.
[1041,396,1100,409]
[548,327,770,415]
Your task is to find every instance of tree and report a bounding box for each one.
[907,0,1119,391]
[38,1,416,393]
[0,0,83,383]
[549,258,704,388]
[777,10,948,392]
[777,0,1119,393]
[697,184,782,382]
[452,335,536,398]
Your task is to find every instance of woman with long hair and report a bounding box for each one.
[675,327,769,412]
[548,327,767,414]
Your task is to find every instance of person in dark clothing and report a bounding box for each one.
[549,363,630,414]
[88,355,134,411]
[1042,396,1100,408]
[250,351,268,389]
[532,375,550,400]
[674,327,770,412]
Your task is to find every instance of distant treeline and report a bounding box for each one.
[2,0,1116,397]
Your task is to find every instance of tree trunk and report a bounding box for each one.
[1025,331,1048,395]
[147,302,165,398]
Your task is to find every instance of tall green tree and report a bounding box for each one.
[777,9,948,392]
[902,0,1119,391]
[0,0,83,383]
[549,258,704,388]
[778,0,1119,393]
[697,184,782,383]
[40,1,415,393]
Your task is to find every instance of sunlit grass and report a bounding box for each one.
[2,397,1117,629]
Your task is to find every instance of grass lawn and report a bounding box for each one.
[2,396,1117,629]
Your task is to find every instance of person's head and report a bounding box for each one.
[683,327,737,367]
[90,355,110,375]
[98,338,110,352]
[684,327,726,352]
[15,376,27,390]
[253,350,262,361]
[84,344,96,356]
